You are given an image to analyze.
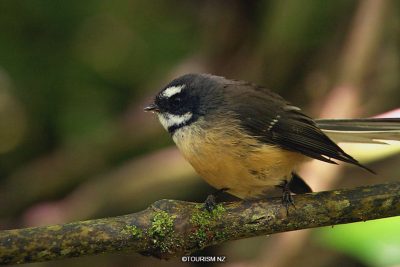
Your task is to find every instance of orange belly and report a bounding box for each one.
[172,120,307,199]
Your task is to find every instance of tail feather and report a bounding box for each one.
[316,118,400,144]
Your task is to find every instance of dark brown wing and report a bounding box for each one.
[225,83,373,172]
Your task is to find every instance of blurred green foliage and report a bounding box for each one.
[0,1,200,174]
[317,217,400,267]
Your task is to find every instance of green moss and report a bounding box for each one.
[189,204,226,248]
[148,210,176,238]
[191,204,226,223]
[214,230,228,241]
[123,225,143,238]
[147,210,179,253]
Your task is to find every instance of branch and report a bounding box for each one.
[1,182,399,265]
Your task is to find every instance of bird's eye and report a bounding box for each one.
[171,96,182,106]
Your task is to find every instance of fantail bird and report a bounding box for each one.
[145,73,400,208]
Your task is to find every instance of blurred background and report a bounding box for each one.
[0,0,400,266]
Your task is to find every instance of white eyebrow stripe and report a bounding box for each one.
[161,85,186,98]
[157,112,193,130]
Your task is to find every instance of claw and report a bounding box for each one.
[204,194,217,212]
[203,187,229,212]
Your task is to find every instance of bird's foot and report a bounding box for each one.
[204,187,229,212]
[277,180,296,216]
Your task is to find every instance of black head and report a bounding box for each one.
[145,73,225,133]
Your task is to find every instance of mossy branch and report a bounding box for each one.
[1,182,400,265]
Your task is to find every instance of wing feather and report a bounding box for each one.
[224,83,373,172]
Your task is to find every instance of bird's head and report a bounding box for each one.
[145,73,225,134]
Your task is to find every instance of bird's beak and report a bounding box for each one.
[144,103,159,113]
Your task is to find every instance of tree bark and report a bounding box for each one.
[1,181,399,265]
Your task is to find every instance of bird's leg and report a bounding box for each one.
[204,187,229,212]
[277,180,295,215]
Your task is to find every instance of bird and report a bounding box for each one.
[144,73,400,211]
